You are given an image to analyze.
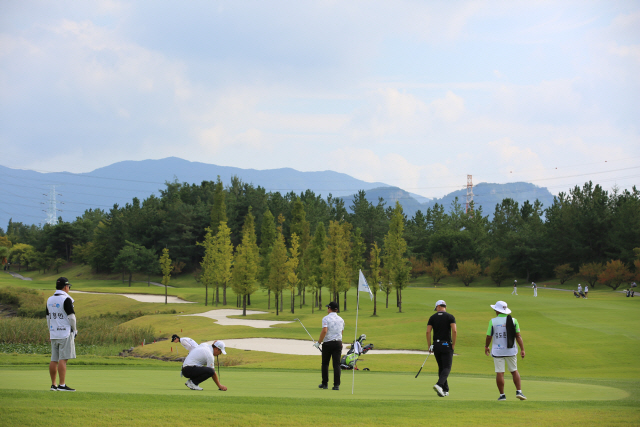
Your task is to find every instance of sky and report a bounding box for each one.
[1,0,639,199]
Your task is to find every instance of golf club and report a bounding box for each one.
[415,351,432,378]
[294,318,322,352]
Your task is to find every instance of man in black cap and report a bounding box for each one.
[426,299,457,397]
[46,277,77,391]
[171,334,198,354]
[316,301,345,390]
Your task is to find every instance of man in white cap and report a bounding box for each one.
[511,280,518,295]
[531,282,537,297]
[181,340,227,391]
[426,300,457,397]
[485,301,526,401]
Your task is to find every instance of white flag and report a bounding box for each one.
[358,270,373,300]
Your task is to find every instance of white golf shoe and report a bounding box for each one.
[433,384,445,397]
[185,380,203,391]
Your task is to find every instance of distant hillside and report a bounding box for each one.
[340,182,555,219]
[0,158,555,228]
[0,157,390,227]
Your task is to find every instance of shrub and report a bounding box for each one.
[0,287,45,318]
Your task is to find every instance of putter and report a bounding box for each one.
[415,351,432,378]
[294,318,322,352]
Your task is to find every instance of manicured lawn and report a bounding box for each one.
[1,271,639,425]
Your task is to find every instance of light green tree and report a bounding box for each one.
[383,201,411,313]
[198,227,216,306]
[305,222,326,313]
[259,209,276,309]
[347,226,366,312]
[454,260,482,286]
[214,222,234,306]
[286,233,300,313]
[485,257,510,287]
[231,209,260,316]
[322,220,350,306]
[159,248,173,305]
[269,232,289,316]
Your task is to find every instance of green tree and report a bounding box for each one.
[454,260,482,286]
[306,222,326,312]
[259,209,276,309]
[214,222,234,306]
[347,227,366,312]
[554,264,574,285]
[198,227,216,306]
[485,257,510,287]
[9,243,34,271]
[286,233,300,314]
[269,232,289,316]
[426,258,449,284]
[383,202,411,313]
[290,198,310,305]
[113,241,143,286]
[159,248,173,304]
[368,242,382,316]
[322,220,350,306]
[210,176,228,234]
[231,209,260,316]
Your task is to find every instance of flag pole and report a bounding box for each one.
[352,283,360,395]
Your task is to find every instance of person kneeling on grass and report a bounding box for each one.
[181,341,227,391]
[172,334,198,353]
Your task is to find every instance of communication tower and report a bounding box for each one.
[43,185,61,225]
[465,175,474,214]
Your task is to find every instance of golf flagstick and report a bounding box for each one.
[352,287,359,395]
[352,270,374,395]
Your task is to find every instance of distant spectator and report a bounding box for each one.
[584,285,588,298]
[511,280,518,296]
[531,282,537,297]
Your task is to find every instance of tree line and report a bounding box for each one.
[1,178,639,315]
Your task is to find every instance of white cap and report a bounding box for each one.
[213,340,227,355]
[490,301,511,314]
[434,300,446,311]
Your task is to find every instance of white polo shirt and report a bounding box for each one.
[180,337,198,352]
[321,312,345,342]
[182,343,215,369]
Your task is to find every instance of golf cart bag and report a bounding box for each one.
[573,290,581,298]
[340,334,373,370]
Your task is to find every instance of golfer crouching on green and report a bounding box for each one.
[181,340,227,391]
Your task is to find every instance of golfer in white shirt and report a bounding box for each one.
[181,341,227,391]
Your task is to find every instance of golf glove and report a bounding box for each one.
[428,344,434,352]
[313,342,321,349]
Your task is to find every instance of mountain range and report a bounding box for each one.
[0,157,555,228]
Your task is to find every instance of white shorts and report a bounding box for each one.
[493,355,517,373]
[51,335,76,362]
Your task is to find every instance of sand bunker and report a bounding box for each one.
[201,338,433,356]
[182,309,292,328]
[70,290,195,304]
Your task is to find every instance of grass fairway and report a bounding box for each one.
[1,272,639,426]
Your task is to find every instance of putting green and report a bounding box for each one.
[0,368,627,401]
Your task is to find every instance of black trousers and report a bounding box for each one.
[434,342,453,392]
[182,365,214,385]
[321,340,342,387]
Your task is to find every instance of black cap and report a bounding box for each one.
[171,334,180,341]
[56,277,71,290]
[326,301,339,311]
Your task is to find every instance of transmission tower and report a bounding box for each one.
[465,175,474,214]
[43,185,61,225]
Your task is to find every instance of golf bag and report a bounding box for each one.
[340,334,373,370]
[574,290,580,298]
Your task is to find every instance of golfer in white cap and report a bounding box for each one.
[485,301,526,401]
[426,299,457,397]
[181,340,227,391]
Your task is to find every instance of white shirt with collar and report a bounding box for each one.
[182,343,215,369]
[321,311,345,342]
[180,337,198,352]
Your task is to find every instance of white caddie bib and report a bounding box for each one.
[47,291,74,339]
[491,316,517,357]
